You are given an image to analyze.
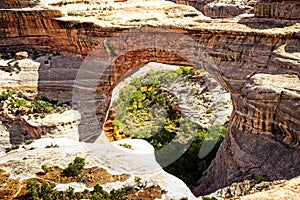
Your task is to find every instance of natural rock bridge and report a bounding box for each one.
[0,0,299,196]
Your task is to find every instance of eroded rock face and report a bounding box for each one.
[0,59,39,98]
[240,176,300,200]
[255,0,300,19]
[193,68,300,195]
[0,138,196,199]
[0,0,299,196]
[0,0,38,8]
[0,109,81,151]
[169,0,256,18]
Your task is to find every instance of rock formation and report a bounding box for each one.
[255,0,300,19]
[0,138,196,199]
[0,0,299,197]
[169,0,256,18]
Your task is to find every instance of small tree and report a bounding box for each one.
[63,157,85,177]
[90,184,111,200]
[26,181,40,200]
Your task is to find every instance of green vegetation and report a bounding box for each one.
[23,181,130,200]
[25,181,82,200]
[5,145,19,153]
[0,90,14,101]
[164,125,226,186]
[118,143,134,150]
[45,144,59,148]
[41,164,50,174]
[111,69,183,149]
[31,99,58,113]
[24,140,33,145]
[108,68,227,186]
[90,184,111,200]
[176,66,196,76]
[63,157,85,177]
[254,175,266,183]
[0,90,62,115]
[202,197,218,200]
[134,176,142,184]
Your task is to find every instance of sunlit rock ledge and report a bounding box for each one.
[0,137,197,199]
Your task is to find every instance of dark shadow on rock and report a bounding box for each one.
[285,39,300,53]
[238,17,297,29]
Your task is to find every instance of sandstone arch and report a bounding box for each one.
[0,1,299,195]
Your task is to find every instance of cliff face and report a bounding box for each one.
[255,0,300,19]
[0,0,299,196]
[0,0,38,8]
[169,0,256,18]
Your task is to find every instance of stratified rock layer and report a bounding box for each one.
[169,0,256,18]
[255,0,300,19]
[0,0,299,196]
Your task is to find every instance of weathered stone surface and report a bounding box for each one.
[192,73,300,195]
[0,59,40,98]
[0,0,299,197]
[255,0,300,19]
[0,109,81,151]
[0,137,196,199]
[169,0,256,18]
[0,0,38,8]
[240,176,300,200]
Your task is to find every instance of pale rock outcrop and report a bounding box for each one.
[0,59,39,99]
[0,109,81,151]
[240,176,300,200]
[0,137,197,199]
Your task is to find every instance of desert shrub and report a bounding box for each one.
[254,175,266,183]
[90,184,111,200]
[40,182,56,200]
[118,143,133,150]
[176,66,195,76]
[63,157,85,177]
[41,164,49,173]
[24,140,33,145]
[10,99,27,108]
[26,181,40,200]
[0,90,14,101]
[164,125,226,186]
[30,100,55,113]
[134,176,142,184]
[110,188,127,200]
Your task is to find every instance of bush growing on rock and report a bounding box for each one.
[176,66,196,76]
[0,90,14,101]
[30,100,57,113]
[63,157,85,177]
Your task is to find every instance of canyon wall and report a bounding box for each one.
[255,0,300,19]
[168,0,256,18]
[0,0,299,196]
[170,0,300,20]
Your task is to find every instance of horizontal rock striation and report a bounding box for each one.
[0,0,300,196]
[255,0,300,19]
[169,0,256,18]
[0,109,81,151]
[0,0,38,8]
[192,73,300,195]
